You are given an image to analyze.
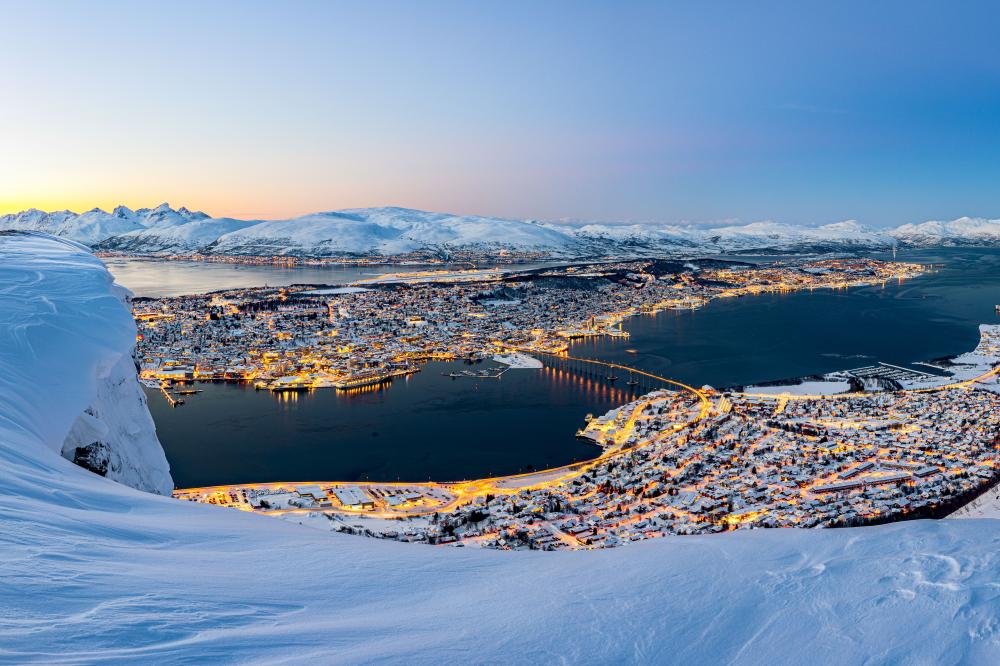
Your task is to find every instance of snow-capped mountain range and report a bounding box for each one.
[4,204,1000,258]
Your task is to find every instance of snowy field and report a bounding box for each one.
[300,286,373,295]
[2,233,1000,664]
[951,484,1000,519]
[742,380,852,396]
[492,352,544,369]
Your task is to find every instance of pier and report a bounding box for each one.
[158,382,184,407]
[442,366,509,379]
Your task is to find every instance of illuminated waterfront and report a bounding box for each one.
[148,249,1000,491]
[577,248,1000,387]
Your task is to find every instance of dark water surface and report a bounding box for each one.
[147,363,639,487]
[576,249,1000,388]
[145,248,1000,487]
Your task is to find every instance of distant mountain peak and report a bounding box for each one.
[821,219,866,232]
[176,206,208,220]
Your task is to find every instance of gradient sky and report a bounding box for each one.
[2,1,999,226]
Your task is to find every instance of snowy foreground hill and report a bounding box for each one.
[3,233,1000,664]
[5,204,1000,258]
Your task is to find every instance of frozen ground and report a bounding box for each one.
[493,352,544,368]
[951,484,1000,519]
[300,286,373,295]
[2,233,1000,664]
[742,380,852,396]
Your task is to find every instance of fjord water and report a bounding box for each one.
[134,248,1000,487]
[104,257,433,297]
[105,256,558,297]
[146,363,640,487]
[577,248,1000,388]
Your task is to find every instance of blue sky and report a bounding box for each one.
[2,1,998,226]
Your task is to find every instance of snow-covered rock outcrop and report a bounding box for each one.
[61,347,172,494]
[0,231,171,493]
[2,232,1000,662]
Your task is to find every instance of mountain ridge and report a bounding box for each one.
[4,204,1000,258]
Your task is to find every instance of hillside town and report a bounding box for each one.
[135,257,924,395]
[155,258,999,549]
[176,325,1000,549]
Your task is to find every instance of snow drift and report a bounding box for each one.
[1,233,1000,664]
[0,231,171,494]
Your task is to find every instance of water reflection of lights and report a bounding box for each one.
[339,380,392,397]
[260,365,642,407]
[541,365,638,403]
[273,389,303,404]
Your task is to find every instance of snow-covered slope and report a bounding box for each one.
[2,232,1000,663]
[7,204,1000,258]
[557,218,897,254]
[99,216,259,254]
[52,207,147,245]
[0,203,210,247]
[951,485,1000,519]
[0,232,172,494]
[556,221,702,254]
[206,211,423,256]
[206,207,582,257]
[0,208,77,236]
[707,219,894,252]
[890,216,1000,247]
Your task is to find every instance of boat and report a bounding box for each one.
[333,371,393,390]
[271,384,310,392]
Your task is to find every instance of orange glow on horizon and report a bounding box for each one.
[0,193,365,221]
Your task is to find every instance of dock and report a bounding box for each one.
[442,367,508,379]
